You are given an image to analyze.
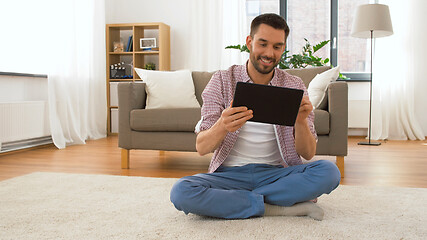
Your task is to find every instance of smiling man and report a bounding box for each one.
[170,13,341,220]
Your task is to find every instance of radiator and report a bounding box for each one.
[0,101,51,152]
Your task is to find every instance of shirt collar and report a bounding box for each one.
[240,61,252,83]
[242,61,280,86]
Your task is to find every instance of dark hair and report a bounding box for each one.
[250,13,289,39]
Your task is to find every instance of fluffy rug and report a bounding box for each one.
[0,172,426,240]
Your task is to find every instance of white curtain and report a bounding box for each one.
[371,0,425,140]
[188,0,248,71]
[221,0,249,69]
[188,1,223,71]
[47,0,107,148]
[0,0,107,148]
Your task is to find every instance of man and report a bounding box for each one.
[170,13,340,220]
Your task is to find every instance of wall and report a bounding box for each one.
[105,0,427,137]
[347,82,369,135]
[413,0,427,136]
[0,75,48,102]
[0,74,50,149]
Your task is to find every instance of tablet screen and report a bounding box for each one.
[232,82,303,126]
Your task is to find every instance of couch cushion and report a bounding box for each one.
[285,66,331,88]
[192,71,216,105]
[314,109,330,135]
[134,68,201,109]
[308,66,340,110]
[130,108,201,132]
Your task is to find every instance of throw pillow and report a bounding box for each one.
[307,66,340,109]
[134,68,201,109]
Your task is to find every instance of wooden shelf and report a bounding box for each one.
[108,79,135,81]
[134,51,160,54]
[109,52,133,55]
[106,22,170,134]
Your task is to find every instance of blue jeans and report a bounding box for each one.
[170,160,341,219]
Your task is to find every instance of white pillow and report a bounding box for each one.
[307,66,340,109]
[134,68,201,109]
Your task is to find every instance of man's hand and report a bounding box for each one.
[296,96,313,124]
[196,101,252,156]
[220,102,253,132]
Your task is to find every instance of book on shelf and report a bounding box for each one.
[126,35,133,52]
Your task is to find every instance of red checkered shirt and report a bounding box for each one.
[196,63,317,173]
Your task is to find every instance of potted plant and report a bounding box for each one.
[226,39,347,79]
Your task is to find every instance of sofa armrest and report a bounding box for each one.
[117,82,146,149]
[327,81,348,156]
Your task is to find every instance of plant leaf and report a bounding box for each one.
[225,44,250,53]
[225,44,241,50]
[339,73,350,80]
[313,40,330,53]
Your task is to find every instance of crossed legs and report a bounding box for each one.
[170,160,340,219]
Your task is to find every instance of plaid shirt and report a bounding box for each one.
[196,63,317,173]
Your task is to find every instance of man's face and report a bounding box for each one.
[246,24,286,75]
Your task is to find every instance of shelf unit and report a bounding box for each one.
[106,22,170,135]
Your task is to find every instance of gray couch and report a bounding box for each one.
[118,66,348,176]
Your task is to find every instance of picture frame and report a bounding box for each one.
[140,38,157,50]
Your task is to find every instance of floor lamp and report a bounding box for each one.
[351,4,393,146]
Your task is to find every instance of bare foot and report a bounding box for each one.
[264,202,324,221]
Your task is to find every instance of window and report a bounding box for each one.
[286,0,330,62]
[246,0,280,31]
[337,0,372,76]
[246,0,376,80]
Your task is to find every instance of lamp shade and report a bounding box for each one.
[351,4,393,39]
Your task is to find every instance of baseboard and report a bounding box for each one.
[0,136,53,154]
[348,128,367,136]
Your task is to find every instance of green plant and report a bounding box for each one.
[225,39,348,79]
[225,44,250,53]
[144,62,156,70]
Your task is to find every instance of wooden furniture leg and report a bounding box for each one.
[159,151,165,157]
[121,149,130,169]
[336,156,344,178]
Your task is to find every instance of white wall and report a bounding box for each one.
[0,75,48,102]
[414,48,427,136]
[348,82,369,132]
[413,0,427,136]
[105,0,427,137]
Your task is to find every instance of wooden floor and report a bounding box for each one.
[0,136,426,188]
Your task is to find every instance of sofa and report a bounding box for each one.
[117,66,348,176]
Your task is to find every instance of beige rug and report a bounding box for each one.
[0,172,426,240]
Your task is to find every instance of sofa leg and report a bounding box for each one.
[159,151,165,157]
[336,156,344,178]
[121,149,130,169]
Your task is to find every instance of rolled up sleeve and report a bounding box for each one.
[303,86,318,142]
[307,110,318,141]
[195,71,226,134]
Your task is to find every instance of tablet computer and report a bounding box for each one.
[232,82,304,126]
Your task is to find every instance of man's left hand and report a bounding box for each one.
[296,96,313,124]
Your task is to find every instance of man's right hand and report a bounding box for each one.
[219,102,253,132]
[196,102,253,156]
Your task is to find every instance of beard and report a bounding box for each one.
[249,53,280,75]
